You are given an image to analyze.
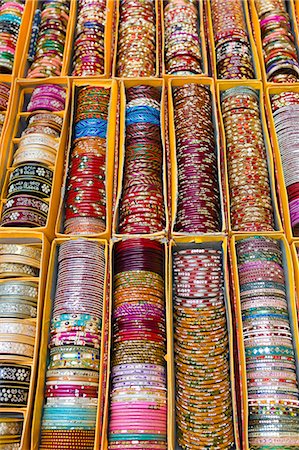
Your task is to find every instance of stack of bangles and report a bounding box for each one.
[116,0,156,77]
[27,1,70,78]
[172,247,235,449]
[109,239,167,450]
[0,82,9,136]
[236,237,299,448]
[164,0,203,75]
[0,412,23,449]
[1,84,65,228]
[221,86,275,231]
[64,86,110,235]
[255,0,299,82]
[0,242,41,447]
[40,239,105,450]
[271,91,299,235]
[211,0,254,79]
[173,83,221,233]
[72,0,106,76]
[0,1,24,74]
[118,85,165,234]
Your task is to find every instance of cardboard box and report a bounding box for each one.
[0,78,71,239]
[55,78,118,240]
[65,0,114,79]
[168,236,240,450]
[0,231,50,450]
[102,236,168,450]
[112,0,160,78]
[113,78,169,238]
[206,0,261,81]
[216,80,283,235]
[31,237,109,450]
[229,233,299,450]
[249,0,299,86]
[167,77,226,236]
[18,0,76,79]
[264,84,299,241]
[160,0,208,78]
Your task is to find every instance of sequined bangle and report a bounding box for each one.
[0,1,25,74]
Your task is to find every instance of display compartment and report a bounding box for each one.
[31,237,109,450]
[229,233,299,449]
[217,80,283,235]
[0,231,50,450]
[55,79,118,239]
[0,78,71,238]
[113,78,169,238]
[168,76,226,237]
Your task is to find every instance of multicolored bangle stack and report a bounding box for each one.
[0,0,24,74]
[0,242,41,448]
[236,236,299,448]
[271,91,299,235]
[0,412,23,449]
[27,1,70,78]
[221,86,274,232]
[109,239,167,450]
[211,0,254,79]
[40,239,105,450]
[116,0,156,77]
[1,84,65,228]
[72,0,106,77]
[164,0,203,75]
[172,247,235,449]
[118,85,165,234]
[255,0,299,83]
[64,86,110,235]
[0,82,10,136]
[173,83,221,233]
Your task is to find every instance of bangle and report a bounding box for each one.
[64,86,110,235]
[0,244,41,265]
[116,0,156,77]
[236,236,299,446]
[0,364,31,384]
[221,86,274,232]
[27,1,70,78]
[0,385,29,406]
[109,239,166,447]
[164,0,203,75]
[211,0,254,79]
[118,85,165,234]
[71,0,106,76]
[172,83,221,233]
[0,1,25,74]
[255,0,299,82]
